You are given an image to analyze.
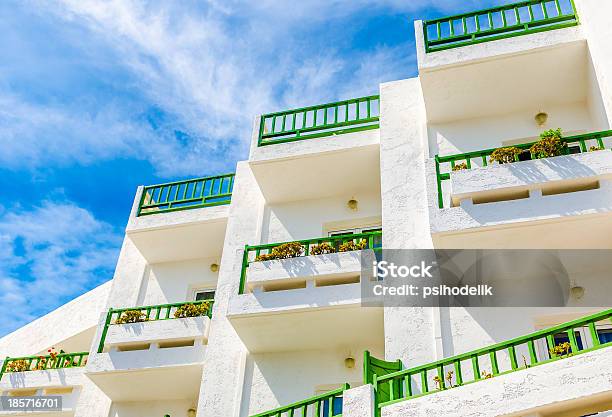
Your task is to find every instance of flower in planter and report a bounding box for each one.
[310,242,336,255]
[530,128,565,159]
[174,302,212,318]
[115,310,147,324]
[589,145,604,152]
[338,239,367,252]
[490,147,523,164]
[255,242,304,261]
[452,162,468,171]
[6,359,29,373]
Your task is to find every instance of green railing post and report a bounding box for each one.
[97,309,114,353]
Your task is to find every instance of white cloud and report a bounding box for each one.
[0,202,121,336]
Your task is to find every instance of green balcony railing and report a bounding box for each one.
[372,308,612,410]
[434,129,612,208]
[238,231,382,294]
[258,95,380,146]
[97,300,214,353]
[250,384,350,417]
[0,352,88,381]
[137,173,234,216]
[423,0,579,53]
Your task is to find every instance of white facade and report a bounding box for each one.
[2,1,612,416]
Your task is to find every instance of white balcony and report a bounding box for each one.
[0,367,84,416]
[227,250,383,353]
[86,316,210,401]
[428,150,612,249]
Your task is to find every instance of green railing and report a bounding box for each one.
[97,300,214,353]
[373,308,612,410]
[250,384,350,417]
[258,95,380,146]
[138,173,234,216]
[239,231,382,294]
[0,352,88,381]
[434,130,612,208]
[423,0,578,53]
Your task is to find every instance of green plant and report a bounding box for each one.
[530,128,565,159]
[589,145,604,152]
[445,370,455,388]
[310,242,336,255]
[452,162,468,171]
[115,310,147,324]
[549,341,571,358]
[432,375,443,390]
[338,239,367,252]
[490,147,523,164]
[174,302,212,318]
[255,242,304,261]
[6,359,29,372]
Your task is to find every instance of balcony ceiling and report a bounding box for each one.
[421,39,588,123]
[250,142,381,204]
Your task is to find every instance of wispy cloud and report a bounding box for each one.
[0,202,121,336]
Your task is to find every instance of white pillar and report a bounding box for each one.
[342,385,376,417]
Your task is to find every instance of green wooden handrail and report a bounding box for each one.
[0,351,89,381]
[250,384,350,417]
[258,95,380,146]
[238,231,382,294]
[138,173,234,216]
[97,300,214,353]
[434,129,612,208]
[423,0,578,53]
[373,308,612,409]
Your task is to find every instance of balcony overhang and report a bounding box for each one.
[420,36,588,124]
[126,206,228,263]
[228,251,382,353]
[249,135,380,204]
[86,316,209,400]
[427,150,612,249]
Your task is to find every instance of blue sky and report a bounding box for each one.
[0,0,504,337]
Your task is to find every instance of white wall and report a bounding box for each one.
[429,102,596,157]
[241,344,384,417]
[261,192,382,244]
[138,258,219,307]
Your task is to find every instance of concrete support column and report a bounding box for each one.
[379,78,437,367]
[342,385,376,417]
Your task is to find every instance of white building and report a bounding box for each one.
[2,0,612,416]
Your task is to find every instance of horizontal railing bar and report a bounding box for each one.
[377,308,612,384]
[142,193,233,208]
[259,124,380,146]
[262,96,379,119]
[260,117,379,139]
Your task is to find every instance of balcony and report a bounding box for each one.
[422,0,579,54]
[376,309,612,417]
[249,385,349,417]
[429,130,612,247]
[0,352,88,416]
[86,301,212,401]
[249,97,381,203]
[228,232,383,352]
[126,174,233,263]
